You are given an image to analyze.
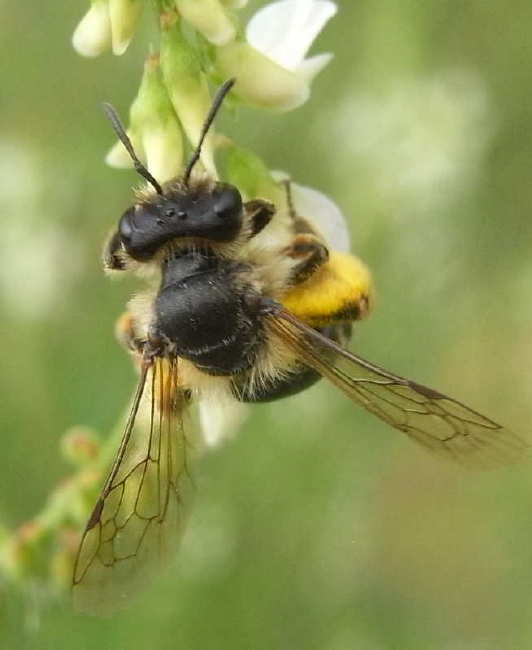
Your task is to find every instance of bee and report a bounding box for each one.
[73,79,527,614]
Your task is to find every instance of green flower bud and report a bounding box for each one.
[216,42,312,111]
[160,11,216,176]
[72,0,112,58]
[176,0,236,46]
[131,54,184,181]
[109,0,144,55]
[106,54,184,181]
[220,140,281,204]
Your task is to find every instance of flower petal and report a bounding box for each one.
[176,0,236,46]
[296,52,333,82]
[109,0,144,56]
[72,1,112,58]
[216,42,310,110]
[142,126,183,183]
[246,0,337,71]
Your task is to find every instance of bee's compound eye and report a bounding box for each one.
[213,185,242,220]
[118,207,134,244]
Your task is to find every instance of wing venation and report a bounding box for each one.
[268,308,528,468]
[72,357,192,615]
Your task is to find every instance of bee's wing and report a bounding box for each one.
[268,308,528,468]
[73,358,192,615]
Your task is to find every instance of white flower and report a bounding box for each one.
[247,0,336,81]
[72,0,112,58]
[176,0,236,46]
[141,125,183,183]
[109,0,144,56]
[216,0,337,111]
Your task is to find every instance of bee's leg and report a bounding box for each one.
[284,233,330,286]
[244,199,275,238]
[115,312,145,355]
[103,230,127,271]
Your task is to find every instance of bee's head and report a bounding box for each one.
[118,182,243,260]
[103,80,246,263]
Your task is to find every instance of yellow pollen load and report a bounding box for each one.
[280,251,372,327]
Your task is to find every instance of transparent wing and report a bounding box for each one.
[268,308,528,468]
[72,357,192,615]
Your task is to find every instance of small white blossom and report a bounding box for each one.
[142,125,183,183]
[247,0,336,78]
[109,0,144,56]
[72,0,112,58]
[217,0,337,110]
[176,0,236,46]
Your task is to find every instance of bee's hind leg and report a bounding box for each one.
[284,233,329,286]
[115,311,146,355]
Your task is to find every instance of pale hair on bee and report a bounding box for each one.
[73,78,528,616]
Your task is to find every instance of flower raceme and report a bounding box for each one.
[72,0,337,111]
[93,0,337,185]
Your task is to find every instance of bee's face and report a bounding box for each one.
[118,181,243,261]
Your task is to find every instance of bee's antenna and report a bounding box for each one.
[183,78,236,186]
[102,103,163,195]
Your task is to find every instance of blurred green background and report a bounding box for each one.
[2,1,532,648]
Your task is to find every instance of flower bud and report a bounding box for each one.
[160,11,216,176]
[109,0,144,56]
[216,42,311,111]
[176,0,236,46]
[106,54,184,181]
[216,0,337,110]
[72,0,112,58]
[131,54,184,181]
[220,140,281,204]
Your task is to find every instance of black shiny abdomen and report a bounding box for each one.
[153,252,263,375]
